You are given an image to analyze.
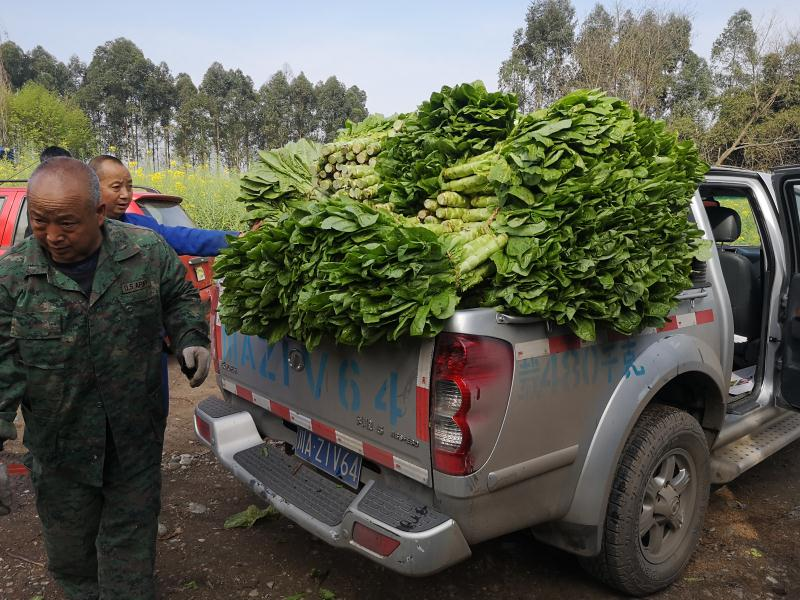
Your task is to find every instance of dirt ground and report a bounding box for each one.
[2,358,799,600]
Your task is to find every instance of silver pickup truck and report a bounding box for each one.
[195,165,800,595]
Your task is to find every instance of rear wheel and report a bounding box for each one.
[581,404,710,595]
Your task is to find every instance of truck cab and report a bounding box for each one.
[0,182,27,252]
[195,165,800,595]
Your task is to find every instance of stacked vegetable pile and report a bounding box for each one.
[377,81,518,214]
[215,83,708,349]
[316,115,398,202]
[216,197,459,349]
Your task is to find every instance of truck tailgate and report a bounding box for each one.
[214,320,433,485]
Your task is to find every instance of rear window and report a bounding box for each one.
[137,200,195,227]
[717,196,761,247]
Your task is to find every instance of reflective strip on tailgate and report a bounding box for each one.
[215,323,434,485]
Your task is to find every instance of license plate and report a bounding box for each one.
[194,266,207,282]
[295,428,362,489]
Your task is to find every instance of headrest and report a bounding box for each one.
[705,206,741,243]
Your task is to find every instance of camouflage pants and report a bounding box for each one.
[31,452,162,600]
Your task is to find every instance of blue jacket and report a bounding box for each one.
[121,212,236,256]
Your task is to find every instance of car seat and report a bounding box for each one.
[706,206,762,365]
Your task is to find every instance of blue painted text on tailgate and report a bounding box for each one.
[221,329,406,425]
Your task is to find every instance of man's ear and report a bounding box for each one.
[95,201,106,224]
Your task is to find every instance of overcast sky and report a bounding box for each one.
[2,1,798,115]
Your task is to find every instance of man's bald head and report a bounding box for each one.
[29,157,101,209]
[88,154,125,178]
[27,156,106,263]
[89,154,133,219]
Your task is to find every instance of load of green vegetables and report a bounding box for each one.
[215,83,708,349]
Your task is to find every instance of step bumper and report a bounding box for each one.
[194,397,471,576]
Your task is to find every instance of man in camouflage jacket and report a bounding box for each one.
[0,158,210,599]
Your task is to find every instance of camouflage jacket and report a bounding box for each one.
[0,219,209,486]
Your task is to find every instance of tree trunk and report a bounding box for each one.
[134,121,140,164]
[0,62,9,147]
[716,86,781,166]
[214,118,221,168]
[165,125,171,167]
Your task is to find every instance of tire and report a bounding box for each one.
[580,404,710,596]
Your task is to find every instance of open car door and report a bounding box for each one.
[774,166,800,409]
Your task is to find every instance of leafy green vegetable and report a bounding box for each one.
[237,139,324,225]
[439,90,708,339]
[334,113,401,141]
[216,197,462,350]
[316,115,399,205]
[376,81,517,212]
[223,504,280,529]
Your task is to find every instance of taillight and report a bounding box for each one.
[195,414,212,443]
[432,376,472,473]
[352,522,400,556]
[6,463,28,476]
[431,333,513,475]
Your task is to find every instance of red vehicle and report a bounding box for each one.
[0,181,214,306]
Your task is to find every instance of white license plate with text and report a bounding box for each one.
[295,428,362,489]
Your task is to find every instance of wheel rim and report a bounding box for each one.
[639,448,697,564]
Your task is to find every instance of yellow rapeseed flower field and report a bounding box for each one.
[136,165,247,230]
[0,153,248,231]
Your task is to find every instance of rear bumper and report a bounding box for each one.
[194,397,471,576]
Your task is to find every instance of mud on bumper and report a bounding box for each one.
[194,397,471,576]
